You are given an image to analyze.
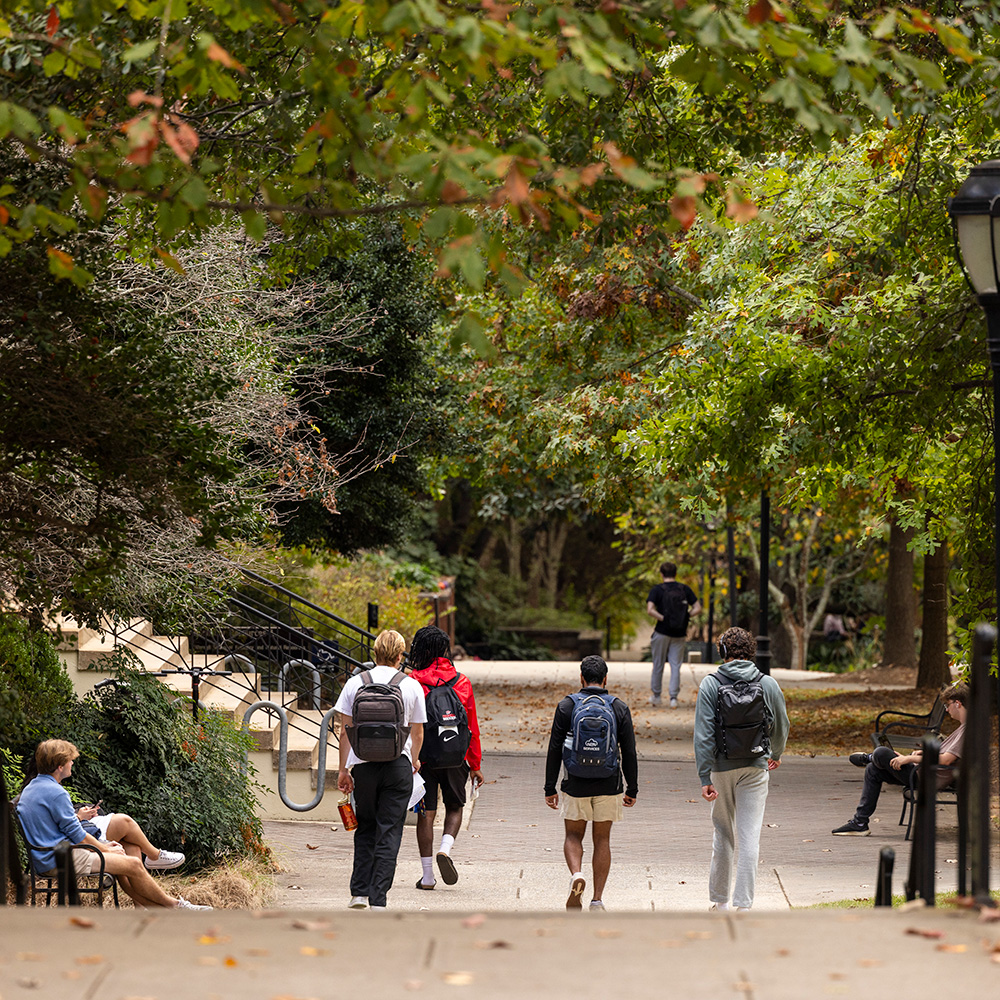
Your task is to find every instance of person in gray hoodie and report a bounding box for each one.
[694,627,789,912]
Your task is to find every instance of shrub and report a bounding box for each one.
[67,666,266,871]
[0,613,74,753]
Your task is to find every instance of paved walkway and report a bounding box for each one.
[4,657,997,999]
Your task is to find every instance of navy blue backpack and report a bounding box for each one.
[562,692,619,779]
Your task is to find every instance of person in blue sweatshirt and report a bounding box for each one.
[694,627,789,913]
[17,740,211,910]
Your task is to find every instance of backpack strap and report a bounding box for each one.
[388,670,405,687]
[360,670,373,685]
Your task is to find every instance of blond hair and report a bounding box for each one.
[35,739,80,775]
[373,629,406,666]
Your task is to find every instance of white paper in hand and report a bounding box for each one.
[408,772,426,810]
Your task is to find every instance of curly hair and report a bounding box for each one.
[408,625,451,672]
[717,627,756,662]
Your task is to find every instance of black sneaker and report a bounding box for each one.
[849,752,871,768]
[832,819,870,836]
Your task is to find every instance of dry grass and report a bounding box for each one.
[5,852,278,909]
[783,687,948,757]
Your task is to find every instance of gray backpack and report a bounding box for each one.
[347,670,409,762]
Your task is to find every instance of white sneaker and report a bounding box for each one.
[589,900,606,911]
[146,849,185,870]
[669,698,679,709]
[370,905,387,910]
[348,896,368,909]
[176,896,212,911]
[649,695,661,707]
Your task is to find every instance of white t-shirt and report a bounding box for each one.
[334,665,427,768]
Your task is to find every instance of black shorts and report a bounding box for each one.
[420,762,470,811]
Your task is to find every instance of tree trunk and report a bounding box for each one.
[881,518,917,669]
[506,516,522,582]
[916,539,951,689]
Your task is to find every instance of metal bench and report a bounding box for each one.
[871,694,947,752]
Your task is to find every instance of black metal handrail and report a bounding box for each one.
[905,735,940,904]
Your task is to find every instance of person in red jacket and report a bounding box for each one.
[407,625,484,889]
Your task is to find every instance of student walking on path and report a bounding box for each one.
[646,560,701,707]
[544,655,638,911]
[335,630,426,911]
[694,627,788,912]
[407,625,485,890]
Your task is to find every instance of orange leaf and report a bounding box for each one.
[441,180,468,204]
[747,0,771,24]
[502,167,531,205]
[160,120,194,164]
[726,194,758,223]
[206,42,245,73]
[0,204,9,225]
[46,5,59,38]
[669,195,697,230]
[579,163,605,187]
[128,90,163,108]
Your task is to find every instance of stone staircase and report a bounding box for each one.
[54,616,346,821]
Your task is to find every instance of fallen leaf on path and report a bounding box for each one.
[306,844,319,850]
[685,931,712,940]
[802,839,814,843]
[287,885,302,889]
[935,944,966,953]
[198,934,231,945]
[775,949,790,957]
[442,971,475,986]
[224,956,239,967]
[473,940,513,949]
[69,916,95,928]
[905,927,944,939]
[299,946,325,956]
[18,979,41,989]
[857,959,881,967]
[686,799,698,803]
[767,823,779,828]
[292,919,330,932]
[75,953,105,964]
[595,929,621,939]
[62,970,83,980]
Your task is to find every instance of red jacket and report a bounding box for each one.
[409,657,482,771]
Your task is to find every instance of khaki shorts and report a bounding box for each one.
[71,848,102,876]
[559,793,623,823]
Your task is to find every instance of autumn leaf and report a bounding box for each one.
[206,41,246,73]
[68,916,95,928]
[45,4,59,37]
[441,181,468,204]
[669,195,697,230]
[747,0,772,25]
[905,927,944,939]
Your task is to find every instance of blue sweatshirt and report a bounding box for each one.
[694,659,789,786]
[16,774,88,873]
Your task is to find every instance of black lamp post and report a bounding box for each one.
[757,491,771,675]
[947,159,1000,793]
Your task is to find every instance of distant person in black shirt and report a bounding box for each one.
[544,655,638,911]
[646,561,700,708]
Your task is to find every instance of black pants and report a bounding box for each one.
[349,756,413,906]
[855,746,915,823]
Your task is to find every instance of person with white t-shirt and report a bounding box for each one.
[335,629,426,910]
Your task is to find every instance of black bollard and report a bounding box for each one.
[875,846,895,907]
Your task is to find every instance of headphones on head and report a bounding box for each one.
[718,641,728,659]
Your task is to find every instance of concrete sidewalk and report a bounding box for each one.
[263,752,987,912]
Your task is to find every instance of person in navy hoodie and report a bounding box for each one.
[407,625,484,890]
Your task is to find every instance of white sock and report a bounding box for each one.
[438,834,455,856]
[421,857,434,884]
[571,871,584,881]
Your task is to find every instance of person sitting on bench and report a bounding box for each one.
[832,683,967,837]
[16,740,210,909]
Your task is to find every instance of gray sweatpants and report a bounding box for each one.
[708,765,769,909]
[649,632,685,700]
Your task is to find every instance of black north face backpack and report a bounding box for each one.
[713,672,772,760]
